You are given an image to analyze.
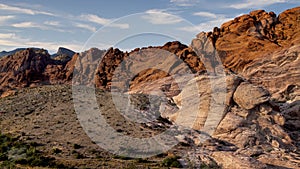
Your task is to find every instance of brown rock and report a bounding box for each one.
[212,151,267,169]
[216,7,300,73]
[0,48,53,91]
[214,111,245,134]
[259,104,273,115]
[271,140,280,148]
[233,82,270,110]
[170,73,240,132]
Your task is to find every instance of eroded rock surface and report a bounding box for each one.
[233,82,270,110]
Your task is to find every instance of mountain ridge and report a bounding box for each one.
[0,7,299,96]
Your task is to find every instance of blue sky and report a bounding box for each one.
[0,0,299,53]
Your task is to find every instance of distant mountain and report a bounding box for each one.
[0,48,47,58]
[0,48,26,57]
[51,47,76,63]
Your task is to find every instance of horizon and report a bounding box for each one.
[0,0,299,53]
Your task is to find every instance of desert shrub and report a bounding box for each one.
[161,155,182,168]
[52,147,62,154]
[72,150,84,159]
[113,155,133,160]
[0,160,18,169]
[0,132,69,168]
[135,158,149,163]
[73,143,82,149]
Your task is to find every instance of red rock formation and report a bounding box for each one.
[211,7,300,73]
[0,48,52,91]
[0,7,299,97]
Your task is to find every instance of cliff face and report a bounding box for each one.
[211,7,300,96]
[0,41,203,95]
[212,7,300,72]
[0,49,51,90]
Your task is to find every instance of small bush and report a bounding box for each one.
[73,143,82,149]
[135,158,149,163]
[113,155,133,160]
[0,132,69,168]
[72,150,84,159]
[0,160,18,169]
[161,155,182,168]
[52,147,62,154]
[75,153,84,159]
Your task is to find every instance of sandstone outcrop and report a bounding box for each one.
[233,82,270,110]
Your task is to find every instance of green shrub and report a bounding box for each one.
[135,158,149,163]
[72,150,84,159]
[0,132,69,168]
[73,143,82,149]
[161,156,182,168]
[0,160,18,169]
[52,147,62,154]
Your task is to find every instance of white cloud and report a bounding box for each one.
[229,0,286,9]
[170,0,199,6]
[0,3,54,16]
[0,15,15,24]
[142,9,183,25]
[178,16,233,33]
[44,21,60,26]
[11,21,71,33]
[81,14,110,25]
[74,23,97,32]
[80,14,129,29]
[0,33,16,39]
[12,22,42,28]
[27,41,83,53]
[0,33,82,53]
[193,12,217,18]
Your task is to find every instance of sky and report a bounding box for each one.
[0,0,299,53]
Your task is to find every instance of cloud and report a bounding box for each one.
[74,23,97,32]
[142,9,183,25]
[27,41,83,53]
[11,22,43,28]
[193,12,217,18]
[44,21,60,26]
[81,14,110,25]
[0,3,54,16]
[0,15,15,24]
[178,16,233,33]
[229,0,287,9]
[80,14,129,29]
[0,33,82,53]
[11,21,71,33]
[0,33,16,39]
[170,0,199,6]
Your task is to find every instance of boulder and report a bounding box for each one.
[233,82,270,110]
[212,151,267,169]
[171,74,241,132]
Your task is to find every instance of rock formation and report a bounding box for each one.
[0,6,299,169]
[51,47,75,64]
[0,48,28,57]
